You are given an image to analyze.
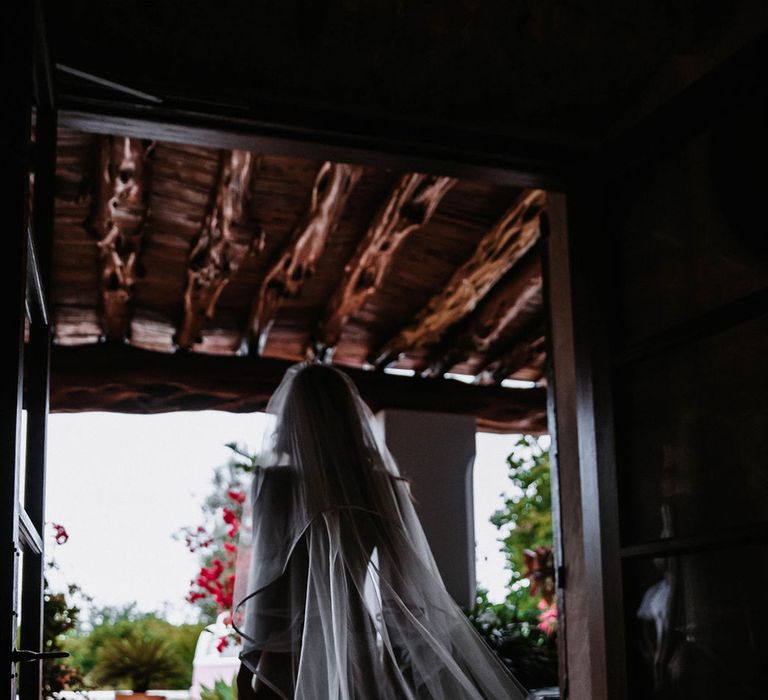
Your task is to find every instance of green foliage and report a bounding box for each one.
[469,435,558,690]
[64,605,205,689]
[91,632,182,692]
[490,436,553,614]
[168,623,206,684]
[200,677,238,700]
[41,578,88,696]
[469,588,558,689]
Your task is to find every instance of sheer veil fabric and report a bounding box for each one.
[232,361,528,699]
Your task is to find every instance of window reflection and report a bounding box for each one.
[627,545,768,699]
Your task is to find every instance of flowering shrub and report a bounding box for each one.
[178,443,258,650]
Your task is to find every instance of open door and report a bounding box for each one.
[546,36,768,700]
[2,5,63,699]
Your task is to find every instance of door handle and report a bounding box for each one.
[11,649,69,663]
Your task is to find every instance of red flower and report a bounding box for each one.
[227,490,246,504]
[51,523,69,545]
[224,542,237,553]
[216,636,228,653]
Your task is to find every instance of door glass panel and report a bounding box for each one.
[18,409,28,501]
[615,126,768,348]
[624,544,768,700]
[615,316,768,545]
[14,548,23,645]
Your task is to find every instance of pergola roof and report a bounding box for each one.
[44,2,764,433]
[50,128,548,432]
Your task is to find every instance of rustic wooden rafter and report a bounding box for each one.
[313,173,455,358]
[422,252,543,378]
[248,161,363,355]
[175,150,264,349]
[49,344,548,434]
[372,189,547,368]
[91,136,153,341]
[475,330,547,385]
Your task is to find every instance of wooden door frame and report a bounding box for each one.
[2,3,57,699]
[2,5,35,699]
[544,190,625,700]
[18,105,57,700]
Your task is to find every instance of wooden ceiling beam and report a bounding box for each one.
[90,135,153,342]
[49,344,547,434]
[475,330,547,385]
[421,252,543,378]
[313,173,455,358]
[247,161,363,355]
[372,189,547,368]
[175,150,264,350]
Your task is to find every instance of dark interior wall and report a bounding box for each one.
[609,79,768,699]
[50,1,768,143]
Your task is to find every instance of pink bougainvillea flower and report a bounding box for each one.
[224,542,237,553]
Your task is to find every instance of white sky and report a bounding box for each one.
[45,411,526,624]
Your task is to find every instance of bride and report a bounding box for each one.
[232,361,529,699]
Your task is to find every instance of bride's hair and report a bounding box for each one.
[275,363,366,462]
[275,363,400,538]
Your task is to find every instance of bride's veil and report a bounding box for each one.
[232,360,529,699]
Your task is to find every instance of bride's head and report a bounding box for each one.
[271,363,378,503]
[278,363,364,444]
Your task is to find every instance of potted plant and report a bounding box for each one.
[93,632,182,699]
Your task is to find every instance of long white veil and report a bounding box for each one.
[232,360,529,699]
